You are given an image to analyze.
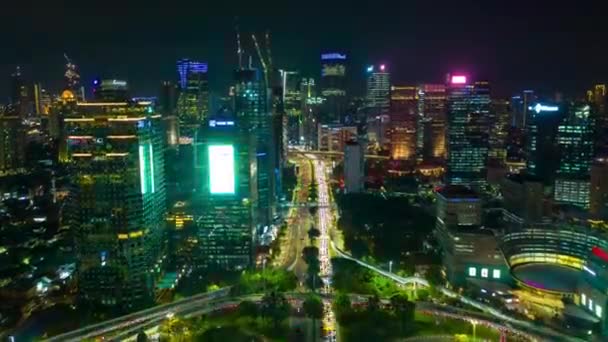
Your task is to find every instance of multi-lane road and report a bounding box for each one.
[312,156,338,341]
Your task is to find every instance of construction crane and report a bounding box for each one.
[234,17,243,68]
[251,33,269,88]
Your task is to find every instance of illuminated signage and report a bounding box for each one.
[451,75,467,84]
[209,120,235,127]
[209,145,235,194]
[101,79,127,87]
[367,66,374,73]
[528,103,559,113]
[380,64,386,71]
[321,53,347,60]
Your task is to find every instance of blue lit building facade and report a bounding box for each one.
[64,99,166,312]
[320,52,348,123]
[554,103,595,208]
[446,77,491,188]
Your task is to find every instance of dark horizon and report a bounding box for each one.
[1,1,607,100]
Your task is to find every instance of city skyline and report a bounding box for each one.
[2,2,608,99]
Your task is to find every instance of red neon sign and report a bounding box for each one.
[592,246,608,262]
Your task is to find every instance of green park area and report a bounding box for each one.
[334,291,502,341]
[334,193,437,268]
[153,293,291,341]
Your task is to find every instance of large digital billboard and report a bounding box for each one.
[209,145,235,194]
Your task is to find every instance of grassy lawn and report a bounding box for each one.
[413,312,500,340]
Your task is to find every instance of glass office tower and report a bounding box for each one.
[446,76,490,188]
[64,96,166,312]
[554,103,595,208]
[196,111,258,270]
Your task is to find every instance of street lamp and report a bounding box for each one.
[470,320,478,341]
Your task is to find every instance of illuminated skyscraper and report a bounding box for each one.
[234,67,272,227]
[176,59,209,142]
[300,78,322,148]
[0,114,26,174]
[64,96,166,311]
[511,90,535,128]
[280,70,302,143]
[488,99,511,161]
[417,84,447,161]
[446,76,490,188]
[592,84,608,158]
[389,85,417,160]
[93,79,129,102]
[195,110,257,270]
[320,52,347,123]
[525,102,564,184]
[366,64,390,116]
[554,103,595,208]
[10,66,29,118]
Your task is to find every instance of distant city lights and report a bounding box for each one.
[380,64,386,71]
[367,65,374,73]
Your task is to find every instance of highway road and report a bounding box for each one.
[312,156,338,341]
[276,157,314,287]
[45,287,231,342]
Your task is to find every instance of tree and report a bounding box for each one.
[136,331,148,342]
[302,246,319,265]
[390,294,415,334]
[307,227,321,245]
[308,205,318,217]
[334,292,352,321]
[260,291,291,329]
[237,300,259,318]
[425,265,444,287]
[367,294,380,312]
[303,294,324,342]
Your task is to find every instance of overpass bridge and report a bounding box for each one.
[288,149,390,160]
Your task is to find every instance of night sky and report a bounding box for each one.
[1,1,607,100]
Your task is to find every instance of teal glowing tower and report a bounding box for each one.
[64,98,166,312]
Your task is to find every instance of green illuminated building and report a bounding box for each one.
[195,111,257,270]
[63,97,166,312]
[234,67,273,228]
[554,103,595,208]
